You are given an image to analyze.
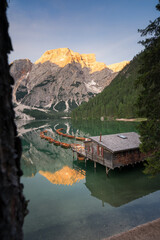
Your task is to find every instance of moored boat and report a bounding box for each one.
[48,138,55,143]
[66,135,75,139]
[54,141,61,146]
[60,142,71,148]
[77,156,85,161]
[43,130,48,133]
[75,137,86,141]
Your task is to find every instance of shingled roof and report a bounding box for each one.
[89,132,140,153]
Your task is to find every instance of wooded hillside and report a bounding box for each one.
[71,52,143,119]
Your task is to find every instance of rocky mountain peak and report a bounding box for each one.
[35,48,107,73]
[107,61,130,72]
[10,49,129,118]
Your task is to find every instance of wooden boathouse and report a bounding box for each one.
[73,132,145,174]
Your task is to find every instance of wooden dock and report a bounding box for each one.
[71,144,86,158]
[71,143,110,173]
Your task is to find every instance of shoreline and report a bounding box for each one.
[104,218,160,240]
[116,118,146,122]
[116,118,136,121]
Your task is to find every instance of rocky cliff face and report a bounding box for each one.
[10,48,128,115]
[10,59,32,104]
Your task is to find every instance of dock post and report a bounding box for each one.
[106,167,109,176]
[85,158,87,167]
[94,161,96,169]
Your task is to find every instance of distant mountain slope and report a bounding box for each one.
[10,48,129,119]
[71,53,143,119]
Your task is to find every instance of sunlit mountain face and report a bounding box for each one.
[10,49,129,119]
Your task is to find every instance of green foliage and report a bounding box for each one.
[138,121,160,153]
[143,151,160,176]
[71,53,142,120]
[54,101,66,112]
[68,99,78,110]
[16,87,28,101]
[137,0,160,175]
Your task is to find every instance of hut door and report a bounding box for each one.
[97,145,99,155]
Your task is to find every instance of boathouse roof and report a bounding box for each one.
[88,132,140,153]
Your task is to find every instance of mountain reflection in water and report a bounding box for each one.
[39,166,85,186]
[18,120,160,240]
[19,119,160,208]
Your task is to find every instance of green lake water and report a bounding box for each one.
[18,119,160,240]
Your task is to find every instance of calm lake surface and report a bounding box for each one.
[17,119,160,240]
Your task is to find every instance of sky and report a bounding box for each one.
[7,0,159,65]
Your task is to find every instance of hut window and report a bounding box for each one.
[97,146,103,157]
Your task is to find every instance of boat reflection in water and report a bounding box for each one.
[20,119,160,207]
[20,121,86,186]
[18,120,160,240]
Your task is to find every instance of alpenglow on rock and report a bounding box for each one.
[107,61,130,72]
[35,48,107,73]
[10,48,129,115]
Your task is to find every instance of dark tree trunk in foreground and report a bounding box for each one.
[0,1,27,239]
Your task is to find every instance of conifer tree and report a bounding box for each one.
[137,0,160,175]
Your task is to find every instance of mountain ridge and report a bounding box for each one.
[10,48,129,119]
[35,48,107,73]
[35,48,129,73]
[71,52,143,119]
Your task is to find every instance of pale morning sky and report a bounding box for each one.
[7,0,159,65]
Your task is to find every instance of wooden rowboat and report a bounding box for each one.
[75,137,85,141]
[40,130,71,148]
[54,141,61,146]
[48,138,55,143]
[62,134,68,137]
[40,135,45,139]
[60,142,71,148]
[44,136,51,140]
[66,135,75,139]
[56,130,75,139]
[77,156,85,161]
[56,128,63,133]
[57,132,63,135]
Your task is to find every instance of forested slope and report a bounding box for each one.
[71,52,143,119]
